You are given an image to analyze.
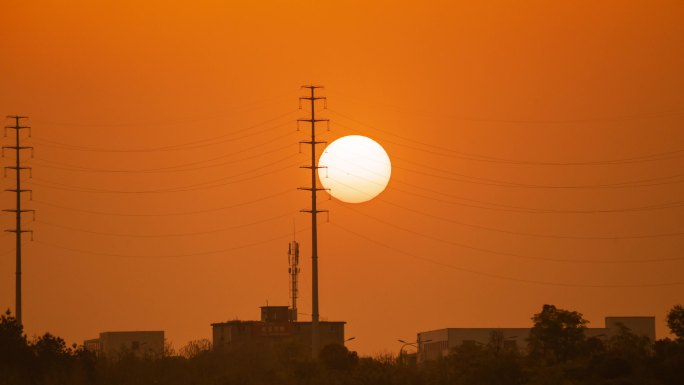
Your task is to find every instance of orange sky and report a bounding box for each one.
[1,0,683,355]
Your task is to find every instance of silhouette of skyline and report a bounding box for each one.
[1,1,683,355]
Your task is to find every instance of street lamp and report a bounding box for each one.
[397,338,432,364]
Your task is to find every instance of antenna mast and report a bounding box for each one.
[298,85,329,358]
[3,116,34,326]
[288,239,299,321]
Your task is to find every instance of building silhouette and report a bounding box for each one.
[417,316,655,362]
[211,305,346,351]
[84,331,165,360]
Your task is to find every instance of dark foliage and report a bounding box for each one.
[2,305,684,385]
[666,304,684,341]
[528,304,588,363]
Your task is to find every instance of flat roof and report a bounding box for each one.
[211,320,346,326]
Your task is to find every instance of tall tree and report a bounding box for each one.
[666,304,684,341]
[528,304,588,363]
[0,310,33,384]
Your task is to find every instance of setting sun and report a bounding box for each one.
[318,135,391,203]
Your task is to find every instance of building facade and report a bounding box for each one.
[84,331,165,359]
[417,316,655,362]
[212,306,346,351]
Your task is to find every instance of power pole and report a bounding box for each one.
[3,116,34,326]
[298,85,329,358]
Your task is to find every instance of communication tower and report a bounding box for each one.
[288,240,300,321]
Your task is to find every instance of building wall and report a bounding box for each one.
[293,321,345,348]
[98,331,164,359]
[417,316,656,362]
[418,328,529,362]
[417,329,448,362]
[84,338,101,353]
[605,316,656,342]
[212,321,345,351]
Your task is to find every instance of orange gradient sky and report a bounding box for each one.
[1,0,683,355]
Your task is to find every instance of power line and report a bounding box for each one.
[29,134,297,174]
[390,183,684,214]
[328,222,684,288]
[388,178,684,214]
[30,110,298,153]
[34,210,298,238]
[27,158,300,194]
[324,176,684,239]
[371,196,684,240]
[328,91,684,124]
[391,155,684,189]
[320,133,684,189]
[323,161,684,214]
[30,188,296,217]
[333,201,684,264]
[31,91,296,128]
[328,109,684,166]
[33,228,310,259]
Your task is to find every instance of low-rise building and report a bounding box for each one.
[84,331,164,359]
[212,306,346,351]
[417,316,655,362]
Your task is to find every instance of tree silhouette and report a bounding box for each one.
[528,304,588,363]
[0,310,32,385]
[666,304,684,341]
[319,343,358,371]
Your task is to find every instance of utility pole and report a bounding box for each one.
[3,116,34,327]
[298,86,329,358]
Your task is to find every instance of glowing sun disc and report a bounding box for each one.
[318,135,391,203]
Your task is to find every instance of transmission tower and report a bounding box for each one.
[3,116,34,326]
[297,85,329,358]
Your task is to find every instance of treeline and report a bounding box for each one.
[1,305,683,385]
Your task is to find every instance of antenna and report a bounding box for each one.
[288,239,299,321]
[3,116,34,326]
[297,85,330,357]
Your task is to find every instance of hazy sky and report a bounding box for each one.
[1,0,683,355]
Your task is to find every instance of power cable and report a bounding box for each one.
[333,201,684,263]
[30,188,296,217]
[372,196,684,240]
[32,228,310,259]
[27,158,300,194]
[391,156,684,189]
[31,91,295,128]
[34,210,297,238]
[29,135,297,174]
[30,110,298,153]
[328,222,684,288]
[323,161,684,214]
[328,90,684,125]
[329,109,684,166]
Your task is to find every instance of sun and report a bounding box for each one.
[318,135,391,203]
